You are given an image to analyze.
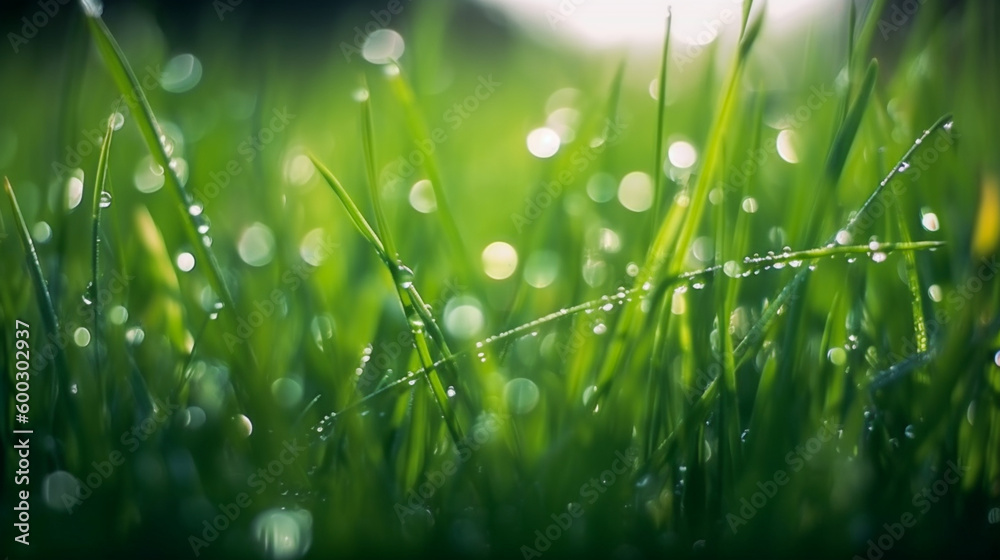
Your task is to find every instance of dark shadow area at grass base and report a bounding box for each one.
[11,510,999,560]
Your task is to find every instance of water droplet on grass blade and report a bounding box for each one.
[920,209,940,232]
[362,29,405,64]
[827,347,847,366]
[176,252,195,272]
[395,264,415,289]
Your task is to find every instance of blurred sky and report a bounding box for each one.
[475,0,845,47]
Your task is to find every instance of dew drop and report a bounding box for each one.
[395,264,415,289]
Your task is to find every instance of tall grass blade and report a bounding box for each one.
[385,62,474,286]
[81,10,236,313]
[3,177,81,447]
[651,10,672,242]
[310,155,465,443]
[587,6,765,408]
[89,110,117,432]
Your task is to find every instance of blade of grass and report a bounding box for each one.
[650,9,672,243]
[4,177,81,450]
[649,115,955,470]
[310,240,945,437]
[385,62,474,287]
[89,109,117,434]
[587,6,765,408]
[310,154,465,443]
[80,9,236,313]
[359,80,398,262]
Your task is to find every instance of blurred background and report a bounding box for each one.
[2,0,999,559]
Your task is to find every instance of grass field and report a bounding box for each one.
[1,0,999,558]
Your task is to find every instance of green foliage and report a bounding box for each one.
[1,1,998,558]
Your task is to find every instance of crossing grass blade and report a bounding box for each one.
[310,154,465,443]
[81,11,237,315]
[646,115,955,471]
[586,4,764,409]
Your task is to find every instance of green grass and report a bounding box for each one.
[1,0,999,558]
